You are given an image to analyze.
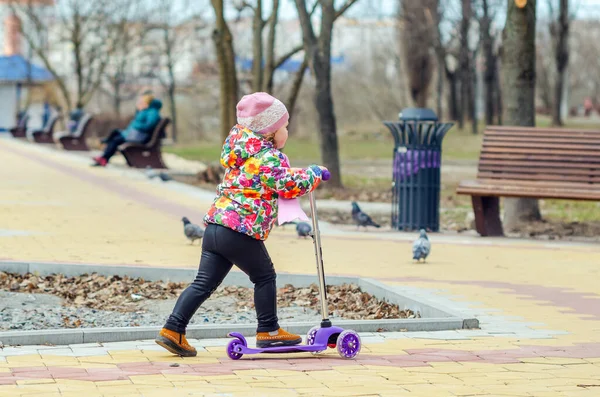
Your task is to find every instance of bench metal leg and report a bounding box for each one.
[471,196,504,237]
[121,148,167,169]
[10,128,26,138]
[33,132,54,144]
[59,137,89,151]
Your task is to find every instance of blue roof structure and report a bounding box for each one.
[236,55,345,73]
[0,54,54,83]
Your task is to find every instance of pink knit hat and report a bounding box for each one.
[236,92,289,135]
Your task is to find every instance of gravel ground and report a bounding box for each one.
[0,290,322,331]
[0,273,415,331]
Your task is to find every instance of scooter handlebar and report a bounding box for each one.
[321,169,331,181]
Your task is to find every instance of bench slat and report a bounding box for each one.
[464,178,600,189]
[458,179,600,199]
[486,126,600,135]
[482,146,600,156]
[484,135,600,144]
[482,141,600,151]
[477,171,600,183]
[479,159,600,169]
[478,165,600,175]
[480,152,600,164]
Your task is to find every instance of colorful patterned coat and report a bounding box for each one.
[204,125,323,240]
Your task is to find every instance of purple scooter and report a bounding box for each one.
[226,170,361,360]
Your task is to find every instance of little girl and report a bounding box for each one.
[155,92,326,357]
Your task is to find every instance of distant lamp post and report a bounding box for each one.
[515,0,527,8]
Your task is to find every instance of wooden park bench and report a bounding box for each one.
[118,118,170,169]
[31,114,59,144]
[9,114,29,138]
[456,125,600,237]
[57,114,94,151]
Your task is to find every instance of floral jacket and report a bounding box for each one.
[204,125,323,240]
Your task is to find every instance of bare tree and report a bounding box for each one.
[400,0,435,108]
[502,0,542,229]
[144,0,203,142]
[536,27,553,113]
[427,0,446,118]
[102,0,147,117]
[212,0,238,139]
[294,0,359,188]
[459,0,472,131]
[477,0,503,125]
[10,0,122,112]
[548,0,570,126]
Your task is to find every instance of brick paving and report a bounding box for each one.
[1,137,600,396]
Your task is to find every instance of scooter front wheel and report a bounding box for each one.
[336,330,361,359]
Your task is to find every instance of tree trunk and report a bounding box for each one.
[435,54,444,119]
[430,0,444,118]
[285,55,308,121]
[446,68,459,121]
[114,80,122,117]
[212,0,238,139]
[294,0,348,188]
[481,0,496,125]
[495,52,503,124]
[262,0,279,93]
[502,0,541,229]
[169,85,177,142]
[459,0,471,130]
[401,1,434,108]
[314,56,342,187]
[470,48,478,134]
[314,0,342,188]
[252,0,264,92]
[552,0,569,126]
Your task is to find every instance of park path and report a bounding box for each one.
[1,136,600,396]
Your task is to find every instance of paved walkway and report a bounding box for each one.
[1,136,600,396]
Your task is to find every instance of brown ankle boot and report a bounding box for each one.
[256,328,302,348]
[155,328,197,357]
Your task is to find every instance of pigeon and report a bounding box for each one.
[158,172,172,182]
[412,229,431,262]
[145,165,158,179]
[351,201,381,230]
[295,222,312,238]
[182,217,204,244]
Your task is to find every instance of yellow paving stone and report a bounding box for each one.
[93,380,134,387]
[77,363,119,369]
[4,355,42,364]
[170,380,212,387]
[14,379,56,386]
[5,139,600,396]
[521,357,590,365]
[201,374,243,381]
[128,375,173,386]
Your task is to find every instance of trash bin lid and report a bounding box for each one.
[398,108,438,122]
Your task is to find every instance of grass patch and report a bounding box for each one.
[166,117,600,165]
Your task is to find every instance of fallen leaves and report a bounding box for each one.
[0,272,418,320]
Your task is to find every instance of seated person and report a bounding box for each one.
[67,107,85,134]
[93,93,162,167]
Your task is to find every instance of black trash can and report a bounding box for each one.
[383,108,454,232]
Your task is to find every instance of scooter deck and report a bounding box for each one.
[236,344,326,354]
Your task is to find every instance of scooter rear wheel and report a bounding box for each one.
[227,339,244,360]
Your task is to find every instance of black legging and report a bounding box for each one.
[102,130,126,161]
[164,224,279,334]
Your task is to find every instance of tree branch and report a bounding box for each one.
[274,45,304,69]
[334,0,358,20]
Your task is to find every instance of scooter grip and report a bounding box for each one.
[321,169,331,181]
